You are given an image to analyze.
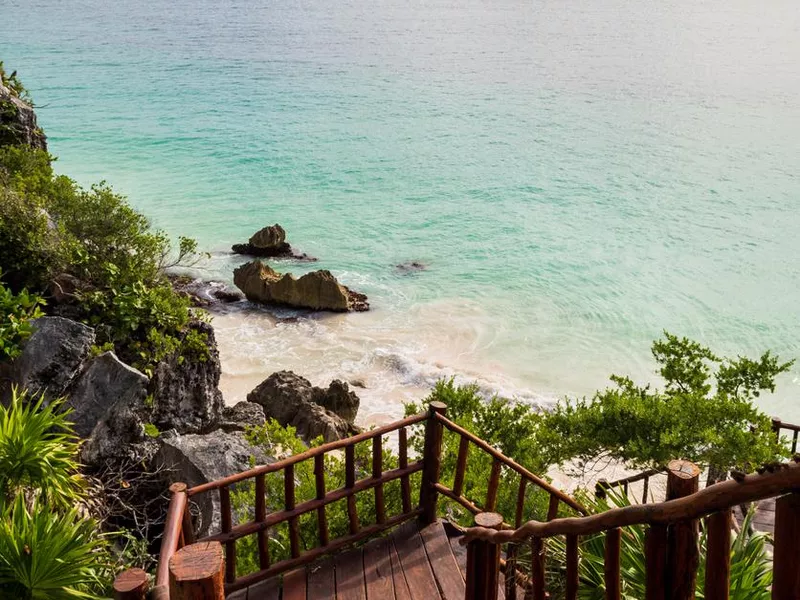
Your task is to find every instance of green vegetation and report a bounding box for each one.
[0,275,43,362]
[0,389,110,599]
[0,144,207,371]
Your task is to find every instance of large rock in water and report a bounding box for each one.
[150,320,224,434]
[7,317,95,402]
[231,224,316,260]
[247,371,360,442]
[233,261,369,312]
[155,430,271,538]
[0,81,47,150]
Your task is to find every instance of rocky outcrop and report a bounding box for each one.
[155,430,271,537]
[168,275,243,309]
[0,81,47,150]
[150,320,224,434]
[218,401,266,432]
[67,352,149,438]
[8,317,95,402]
[247,370,360,442]
[232,224,316,261]
[395,261,427,274]
[233,261,369,312]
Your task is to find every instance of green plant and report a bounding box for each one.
[549,489,771,599]
[0,389,83,508]
[0,494,108,600]
[540,333,792,476]
[143,423,160,438]
[0,275,44,362]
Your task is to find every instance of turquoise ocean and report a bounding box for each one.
[2,0,799,423]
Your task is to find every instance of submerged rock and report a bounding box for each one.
[169,275,244,309]
[395,261,428,274]
[233,261,369,312]
[247,370,360,442]
[232,223,316,261]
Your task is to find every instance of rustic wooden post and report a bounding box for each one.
[420,401,447,524]
[772,417,782,440]
[665,460,700,600]
[645,524,667,600]
[113,568,149,600]
[169,541,225,600]
[465,512,503,600]
[772,492,800,599]
[703,509,731,600]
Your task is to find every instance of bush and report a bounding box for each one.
[0,144,207,370]
[0,277,43,363]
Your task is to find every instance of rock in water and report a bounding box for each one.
[0,81,47,150]
[231,223,316,260]
[233,261,369,312]
[8,317,95,402]
[247,370,360,442]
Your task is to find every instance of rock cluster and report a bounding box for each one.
[247,370,360,442]
[232,224,315,261]
[233,261,369,312]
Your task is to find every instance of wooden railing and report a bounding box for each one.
[464,458,800,600]
[595,468,666,504]
[115,402,590,599]
[773,417,800,453]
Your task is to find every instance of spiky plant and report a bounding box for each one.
[0,494,108,599]
[0,388,84,508]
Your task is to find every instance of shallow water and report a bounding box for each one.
[2,0,799,420]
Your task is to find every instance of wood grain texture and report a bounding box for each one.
[282,568,307,600]
[168,542,225,600]
[335,547,367,600]
[604,528,621,600]
[113,568,149,600]
[391,520,442,600]
[364,537,395,600]
[645,524,667,600]
[772,492,800,600]
[703,510,731,600]
[419,520,466,600]
[307,557,335,600]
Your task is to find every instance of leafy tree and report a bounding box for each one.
[539,333,792,476]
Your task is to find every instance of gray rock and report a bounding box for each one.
[66,351,149,438]
[155,430,271,538]
[246,371,359,442]
[0,81,47,150]
[150,320,224,434]
[218,401,266,432]
[10,317,95,401]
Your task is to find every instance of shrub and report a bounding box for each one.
[0,277,44,363]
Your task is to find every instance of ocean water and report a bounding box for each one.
[2,0,799,423]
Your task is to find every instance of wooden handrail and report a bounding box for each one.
[153,483,188,600]
[463,458,800,544]
[187,412,427,495]
[434,413,587,514]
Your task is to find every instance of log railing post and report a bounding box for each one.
[772,492,800,599]
[703,509,731,600]
[153,482,190,600]
[465,512,503,600]
[665,460,700,600]
[169,541,225,600]
[113,568,149,600]
[420,401,447,524]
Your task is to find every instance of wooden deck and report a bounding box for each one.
[229,519,511,600]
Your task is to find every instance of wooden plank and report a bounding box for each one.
[335,547,367,600]
[389,536,413,600]
[246,576,281,600]
[391,521,442,600]
[282,568,307,600]
[307,557,335,600]
[364,537,395,600]
[419,521,466,600]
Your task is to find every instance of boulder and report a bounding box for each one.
[168,275,244,309]
[233,261,369,312]
[218,401,266,432]
[155,430,271,537]
[231,224,316,260]
[150,320,224,434]
[9,317,95,402]
[66,351,149,438]
[0,81,47,150]
[246,371,359,442]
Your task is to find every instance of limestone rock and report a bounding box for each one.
[66,351,149,438]
[231,224,317,261]
[169,275,244,309]
[155,430,271,537]
[10,317,95,401]
[150,320,224,434]
[233,261,369,312]
[218,401,266,432]
[0,81,47,150]
[246,370,359,442]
